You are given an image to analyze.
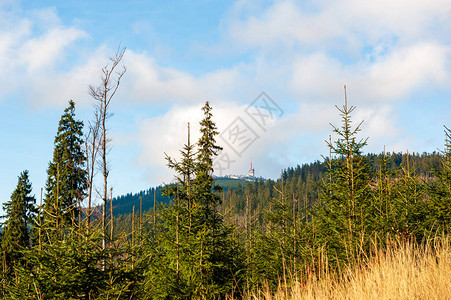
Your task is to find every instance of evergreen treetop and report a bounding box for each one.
[315,87,373,263]
[1,170,37,252]
[427,126,451,234]
[196,101,222,174]
[44,100,87,229]
[153,102,241,299]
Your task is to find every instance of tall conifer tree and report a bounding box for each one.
[44,100,87,229]
[428,126,451,234]
[315,87,373,264]
[1,170,37,273]
[193,102,223,244]
[150,102,243,299]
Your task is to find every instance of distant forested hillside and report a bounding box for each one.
[111,151,442,228]
[110,186,168,216]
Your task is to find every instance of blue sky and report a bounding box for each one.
[1,0,451,211]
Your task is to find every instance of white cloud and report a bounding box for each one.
[365,44,450,98]
[4,0,448,112]
[228,0,451,49]
[136,103,207,185]
[29,7,62,30]
[290,43,451,103]
[18,26,87,71]
[0,4,91,106]
[340,0,451,42]
[122,51,200,103]
[26,46,111,108]
[120,50,249,105]
[228,0,344,49]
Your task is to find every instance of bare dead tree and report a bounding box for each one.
[89,46,126,249]
[84,109,101,227]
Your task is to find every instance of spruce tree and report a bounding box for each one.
[150,123,198,298]
[314,87,373,264]
[6,217,141,299]
[194,101,223,215]
[1,170,37,275]
[149,102,243,299]
[370,150,395,236]
[427,126,451,234]
[387,151,427,241]
[43,100,87,231]
[192,102,242,298]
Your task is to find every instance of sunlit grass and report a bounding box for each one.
[240,237,451,300]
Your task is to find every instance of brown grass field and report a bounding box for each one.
[238,237,451,300]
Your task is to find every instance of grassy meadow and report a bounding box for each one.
[237,236,451,300]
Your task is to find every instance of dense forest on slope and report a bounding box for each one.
[111,151,442,232]
[1,80,451,298]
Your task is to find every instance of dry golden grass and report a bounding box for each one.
[244,237,451,300]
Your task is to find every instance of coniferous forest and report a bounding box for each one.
[1,54,451,299]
